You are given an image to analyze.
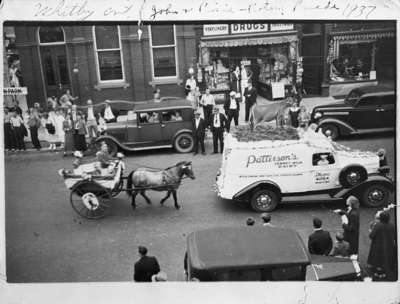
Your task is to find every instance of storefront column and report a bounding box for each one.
[320,24,330,96]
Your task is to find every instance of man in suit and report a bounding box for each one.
[84,99,98,146]
[101,100,118,123]
[308,217,333,256]
[224,91,240,132]
[210,107,227,154]
[193,111,206,155]
[342,196,360,255]
[243,82,257,122]
[133,246,160,282]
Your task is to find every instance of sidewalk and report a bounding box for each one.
[13,95,338,154]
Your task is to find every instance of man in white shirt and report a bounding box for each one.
[101,100,117,123]
[224,91,240,132]
[85,99,98,145]
[200,88,215,129]
[210,107,227,153]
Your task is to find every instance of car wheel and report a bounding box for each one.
[174,133,194,153]
[320,124,339,140]
[339,166,367,188]
[361,184,390,208]
[250,189,280,212]
[97,139,118,156]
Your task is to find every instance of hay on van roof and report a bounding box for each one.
[231,123,299,142]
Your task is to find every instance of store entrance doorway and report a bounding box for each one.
[39,45,71,100]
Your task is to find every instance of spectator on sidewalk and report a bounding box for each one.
[330,232,350,257]
[342,196,360,256]
[308,217,333,256]
[192,111,206,155]
[44,112,57,150]
[74,112,87,153]
[210,107,227,154]
[63,113,75,156]
[367,211,397,281]
[54,108,65,149]
[153,88,161,102]
[224,91,240,132]
[243,82,257,122]
[59,89,77,107]
[133,246,160,282]
[27,108,42,151]
[84,99,98,147]
[101,100,118,123]
[10,110,26,151]
[200,88,215,129]
[4,107,14,151]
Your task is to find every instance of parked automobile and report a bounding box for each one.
[185,227,362,281]
[310,85,395,140]
[216,130,394,212]
[96,97,195,154]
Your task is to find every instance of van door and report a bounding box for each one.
[309,152,339,191]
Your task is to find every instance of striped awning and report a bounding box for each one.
[200,34,298,48]
[332,29,395,41]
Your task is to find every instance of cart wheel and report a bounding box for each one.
[70,181,111,219]
[111,179,124,197]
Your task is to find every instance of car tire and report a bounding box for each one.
[361,184,390,208]
[174,133,194,153]
[250,189,280,212]
[339,166,367,188]
[320,124,339,140]
[97,139,118,156]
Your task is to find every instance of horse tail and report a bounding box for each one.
[126,171,134,196]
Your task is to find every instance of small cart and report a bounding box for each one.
[60,161,125,219]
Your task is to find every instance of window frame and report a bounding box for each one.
[37,26,66,45]
[149,25,179,80]
[92,25,125,83]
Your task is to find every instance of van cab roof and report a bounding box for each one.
[187,227,311,271]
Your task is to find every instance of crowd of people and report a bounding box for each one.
[3,90,113,155]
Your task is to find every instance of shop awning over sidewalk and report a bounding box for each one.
[200,34,298,48]
[331,29,395,41]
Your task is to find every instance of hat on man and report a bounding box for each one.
[213,107,219,113]
[377,148,386,157]
[229,91,236,97]
[195,110,201,116]
[104,99,110,104]
[246,217,255,226]
[261,213,271,223]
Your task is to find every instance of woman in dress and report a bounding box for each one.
[54,109,65,149]
[63,113,75,156]
[44,112,58,150]
[74,112,87,152]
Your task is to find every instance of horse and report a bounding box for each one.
[126,161,195,210]
[249,99,292,130]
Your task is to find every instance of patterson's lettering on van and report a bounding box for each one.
[246,154,302,168]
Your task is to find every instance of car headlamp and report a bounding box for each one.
[314,112,322,119]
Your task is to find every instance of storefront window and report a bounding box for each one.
[93,25,124,82]
[257,44,292,85]
[150,25,177,78]
[38,26,65,44]
[330,42,373,82]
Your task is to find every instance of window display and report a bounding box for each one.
[257,44,292,86]
[203,52,231,91]
[330,42,374,82]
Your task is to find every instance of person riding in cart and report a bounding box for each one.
[96,141,117,169]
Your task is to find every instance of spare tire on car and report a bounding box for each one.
[339,166,367,188]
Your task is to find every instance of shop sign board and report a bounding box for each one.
[203,24,229,36]
[3,87,28,95]
[240,60,251,66]
[270,24,294,31]
[231,24,269,34]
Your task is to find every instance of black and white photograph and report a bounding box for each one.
[1,0,399,303]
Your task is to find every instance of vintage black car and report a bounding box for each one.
[96,97,195,155]
[185,227,362,281]
[310,86,395,140]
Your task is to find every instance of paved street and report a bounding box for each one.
[5,131,396,282]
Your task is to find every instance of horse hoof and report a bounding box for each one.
[175,205,181,210]
[131,205,136,210]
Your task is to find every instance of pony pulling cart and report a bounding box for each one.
[59,159,195,220]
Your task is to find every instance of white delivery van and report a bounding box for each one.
[216,129,393,212]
